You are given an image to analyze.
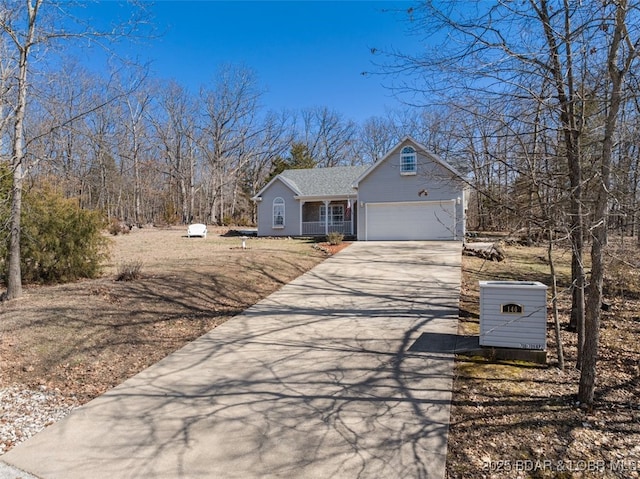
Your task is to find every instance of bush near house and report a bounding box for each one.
[327,232,344,245]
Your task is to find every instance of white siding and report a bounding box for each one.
[255,179,300,237]
[357,139,465,240]
[479,281,548,350]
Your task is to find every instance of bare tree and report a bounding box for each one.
[148,81,200,224]
[580,0,640,405]
[358,115,399,164]
[377,0,640,405]
[120,86,151,226]
[27,61,99,206]
[299,106,358,167]
[83,90,120,219]
[199,64,262,224]
[243,110,294,222]
[611,104,640,237]
[0,0,148,300]
[1,0,42,299]
[0,33,16,158]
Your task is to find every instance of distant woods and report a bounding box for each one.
[1,55,439,227]
[0,3,636,240]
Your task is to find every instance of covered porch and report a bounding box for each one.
[300,198,356,236]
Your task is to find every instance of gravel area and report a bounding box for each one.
[0,385,79,455]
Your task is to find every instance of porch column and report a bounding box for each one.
[349,198,354,235]
[299,200,305,236]
[323,200,330,235]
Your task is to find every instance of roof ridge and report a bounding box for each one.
[278,165,368,197]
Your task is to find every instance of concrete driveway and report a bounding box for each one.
[1,241,462,479]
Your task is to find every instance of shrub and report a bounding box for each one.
[235,216,252,227]
[161,199,179,226]
[0,163,11,275]
[327,232,344,245]
[108,218,130,236]
[116,260,143,281]
[2,183,111,284]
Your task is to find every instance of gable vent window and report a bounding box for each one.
[400,146,417,175]
[273,197,285,228]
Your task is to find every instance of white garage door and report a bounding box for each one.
[365,200,456,241]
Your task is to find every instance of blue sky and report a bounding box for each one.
[79,1,418,123]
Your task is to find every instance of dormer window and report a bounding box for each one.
[400,146,417,175]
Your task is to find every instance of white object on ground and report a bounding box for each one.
[187,224,207,238]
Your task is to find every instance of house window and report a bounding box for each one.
[320,204,344,225]
[400,146,417,175]
[273,197,285,228]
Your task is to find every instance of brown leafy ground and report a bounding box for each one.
[1,230,638,477]
[0,228,327,404]
[447,240,640,479]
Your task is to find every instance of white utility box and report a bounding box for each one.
[479,281,548,350]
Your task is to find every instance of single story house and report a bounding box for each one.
[252,136,467,241]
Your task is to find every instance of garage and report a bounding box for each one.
[365,200,457,241]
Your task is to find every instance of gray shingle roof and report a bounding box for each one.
[279,165,369,197]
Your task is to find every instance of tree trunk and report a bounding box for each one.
[6,72,26,299]
[189,155,195,223]
[548,233,565,371]
[5,1,42,300]
[179,176,188,223]
[133,149,142,226]
[579,0,636,405]
[6,168,24,300]
[580,235,603,405]
[534,0,586,364]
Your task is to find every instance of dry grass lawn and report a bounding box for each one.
[0,227,327,402]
